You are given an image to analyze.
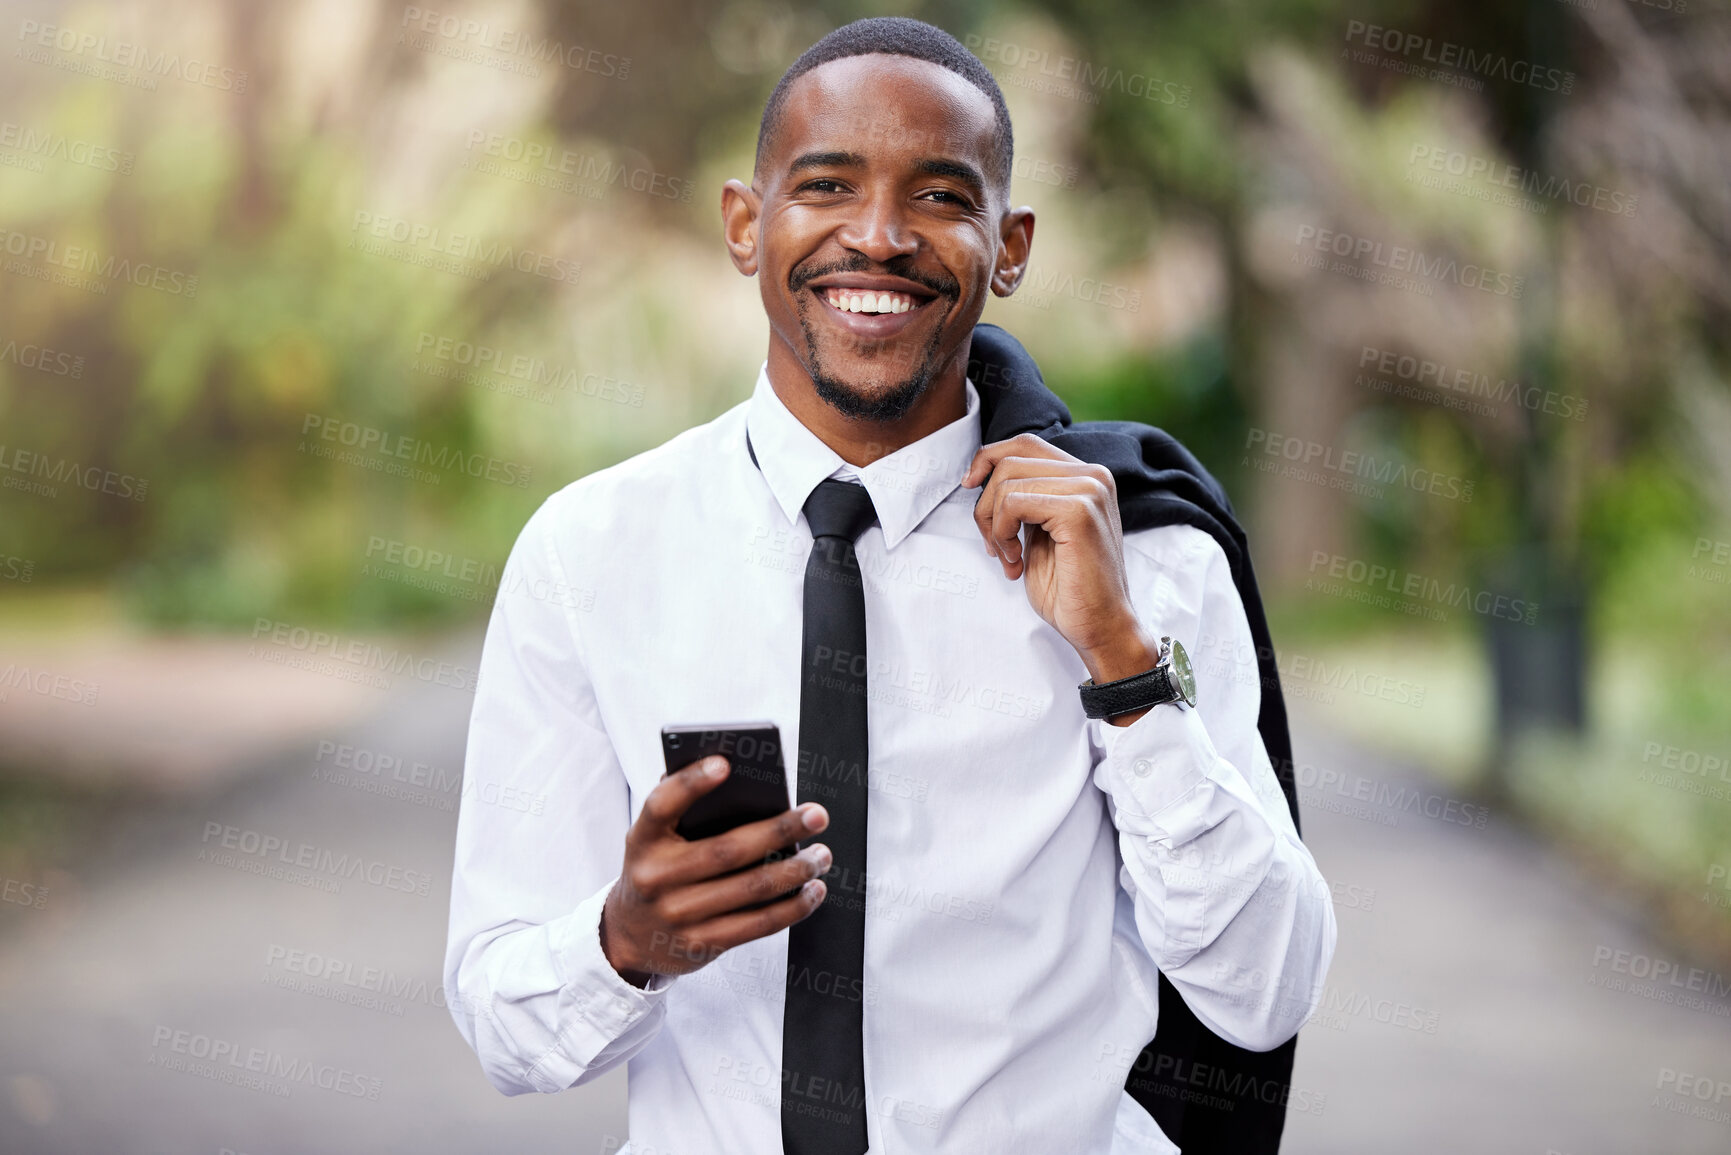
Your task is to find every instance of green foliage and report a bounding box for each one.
[1063,330,1250,483]
[1,0,1722,665]
[0,77,573,630]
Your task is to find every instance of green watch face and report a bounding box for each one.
[1167,637,1197,707]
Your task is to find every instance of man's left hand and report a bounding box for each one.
[962,433,1162,696]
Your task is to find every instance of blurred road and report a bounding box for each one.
[0,636,628,1155]
[0,652,1727,1153]
[1285,718,1731,1154]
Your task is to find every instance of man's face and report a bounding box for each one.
[744,54,1018,423]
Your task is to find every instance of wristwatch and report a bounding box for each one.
[1078,636,1197,720]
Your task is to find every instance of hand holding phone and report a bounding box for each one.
[597,724,833,988]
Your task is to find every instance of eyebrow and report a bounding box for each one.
[787,150,866,175]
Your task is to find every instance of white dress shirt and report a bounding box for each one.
[444,365,1337,1154]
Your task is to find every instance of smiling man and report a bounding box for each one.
[445,17,1334,1155]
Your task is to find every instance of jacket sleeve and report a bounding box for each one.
[1089,525,1337,1052]
[443,491,673,1094]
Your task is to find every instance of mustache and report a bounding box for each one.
[789,253,959,300]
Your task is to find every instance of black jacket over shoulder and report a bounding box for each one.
[967,323,1301,1154]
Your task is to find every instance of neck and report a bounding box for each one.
[764,342,969,468]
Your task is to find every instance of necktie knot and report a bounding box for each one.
[803,478,878,544]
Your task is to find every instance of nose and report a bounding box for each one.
[834,189,918,264]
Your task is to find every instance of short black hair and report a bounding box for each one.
[755,17,1013,197]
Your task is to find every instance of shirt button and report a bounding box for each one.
[1132,758,1153,777]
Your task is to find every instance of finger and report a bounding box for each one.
[660,842,833,925]
[994,490,1105,580]
[992,477,1107,549]
[980,455,1102,484]
[972,457,1103,562]
[635,755,734,838]
[677,877,828,958]
[990,478,1104,573]
[962,433,1081,490]
[659,801,829,888]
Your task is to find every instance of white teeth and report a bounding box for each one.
[824,289,918,315]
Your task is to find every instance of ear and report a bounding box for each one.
[722,179,763,276]
[990,206,1035,297]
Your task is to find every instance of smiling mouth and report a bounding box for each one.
[815,287,935,316]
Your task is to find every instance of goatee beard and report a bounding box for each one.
[796,301,947,424]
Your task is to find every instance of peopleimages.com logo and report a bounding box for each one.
[462,131,693,202]
[397,7,630,79]
[1294,225,1523,299]
[299,413,533,489]
[248,616,481,693]
[961,33,1191,107]
[1243,427,1475,503]
[1407,144,1636,218]
[148,1025,381,1100]
[198,820,434,897]
[16,19,249,92]
[0,336,84,378]
[348,212,581,285]
[1306,550,1538,625]
[0,443,149,503]
[1356,345,1587,422]
[0,227,198,297]
[0,119,133,174]
[1343,20,1574,95]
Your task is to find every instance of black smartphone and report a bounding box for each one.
[660,722,793,843]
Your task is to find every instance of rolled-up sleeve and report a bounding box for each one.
[1089,526,1337,1053]
[443,490,672,1095]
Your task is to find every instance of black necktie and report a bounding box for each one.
[783,477,877,1155]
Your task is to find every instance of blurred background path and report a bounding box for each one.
[1287,717,1731,1154]
[0,632,629,1154]
[1,637,1728,1154]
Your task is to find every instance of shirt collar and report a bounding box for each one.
[744,362,982,551]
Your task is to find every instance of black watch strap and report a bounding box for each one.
[1079,637,1197,719]
[1079,664,1180,719]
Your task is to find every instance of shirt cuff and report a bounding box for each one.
[530,878,673,1090]
[1092,704,1221,839]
